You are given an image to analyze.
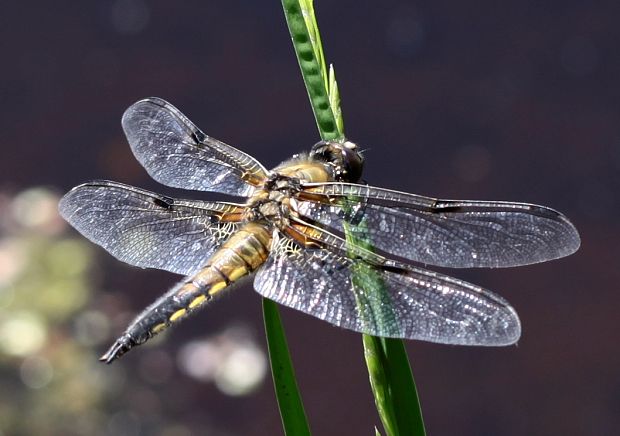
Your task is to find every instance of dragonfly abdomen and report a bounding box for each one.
[100,223,272,363]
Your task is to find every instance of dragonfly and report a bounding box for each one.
[59,97,580,363]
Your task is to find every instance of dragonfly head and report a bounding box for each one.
[309,140,364,183]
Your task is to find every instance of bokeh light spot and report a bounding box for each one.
[177,325,267,396]
[0,238,27,287]
[10,188,64,234]
[46,239,92,277]
[215,346,267,396]
[0,284,15,309]
[0,312,47,356]
[177,340,220,382]
[20,355,54,389]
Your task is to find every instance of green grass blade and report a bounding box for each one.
[280,1,425,435]
[349,218,426,431]
[364,334,400,436]
[381,337,426,436]
[281,0,341,141]
[263,298,311,436]
[328,64,344,134]
[364,336,426,436]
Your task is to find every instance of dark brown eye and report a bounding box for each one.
[310,140,364,182]
[341,146,364,182]
[309,141,335,163]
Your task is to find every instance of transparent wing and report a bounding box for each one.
[122,97,269,197]
[59,181,244,275]
[254,234,520,346]
[296,182,580,268]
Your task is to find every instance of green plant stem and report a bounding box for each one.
[278,1,426,435]
[374,337,426,436]
[263,299,311,436]
[364,335,400,436]
[281,0,341,140]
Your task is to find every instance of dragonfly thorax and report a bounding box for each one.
[245,175,298,228]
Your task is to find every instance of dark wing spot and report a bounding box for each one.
[431,205,463,214]
[152,196,174,210]
[192,130,206,144]
[381,263,409,275]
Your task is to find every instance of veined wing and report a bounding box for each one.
[295,182,580,268]
[59,181,244,276]
[122,97,269,197]
[254,227,521,346]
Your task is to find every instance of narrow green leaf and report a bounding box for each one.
[381,338,426,435]
[328,64,344,134]
[299,0,328,89]
[344,216,405,436]
[263,298,311,436]
[280,2,425,436]
[281,0,341,141]
[364,334,400,436]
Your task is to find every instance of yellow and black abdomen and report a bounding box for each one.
[100,223,272,363]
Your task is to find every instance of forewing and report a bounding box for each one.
[122,97,269,197]
[254,234,521,346]
[59,181,243,275]
[297,183,580,268]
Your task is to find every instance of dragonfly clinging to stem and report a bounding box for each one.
[59,97,580,363]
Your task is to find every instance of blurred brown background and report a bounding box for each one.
[1,1,618,435]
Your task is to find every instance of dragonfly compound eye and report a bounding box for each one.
[309,141,336,163]
[340,143,364,183]
[310,140,364,182]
